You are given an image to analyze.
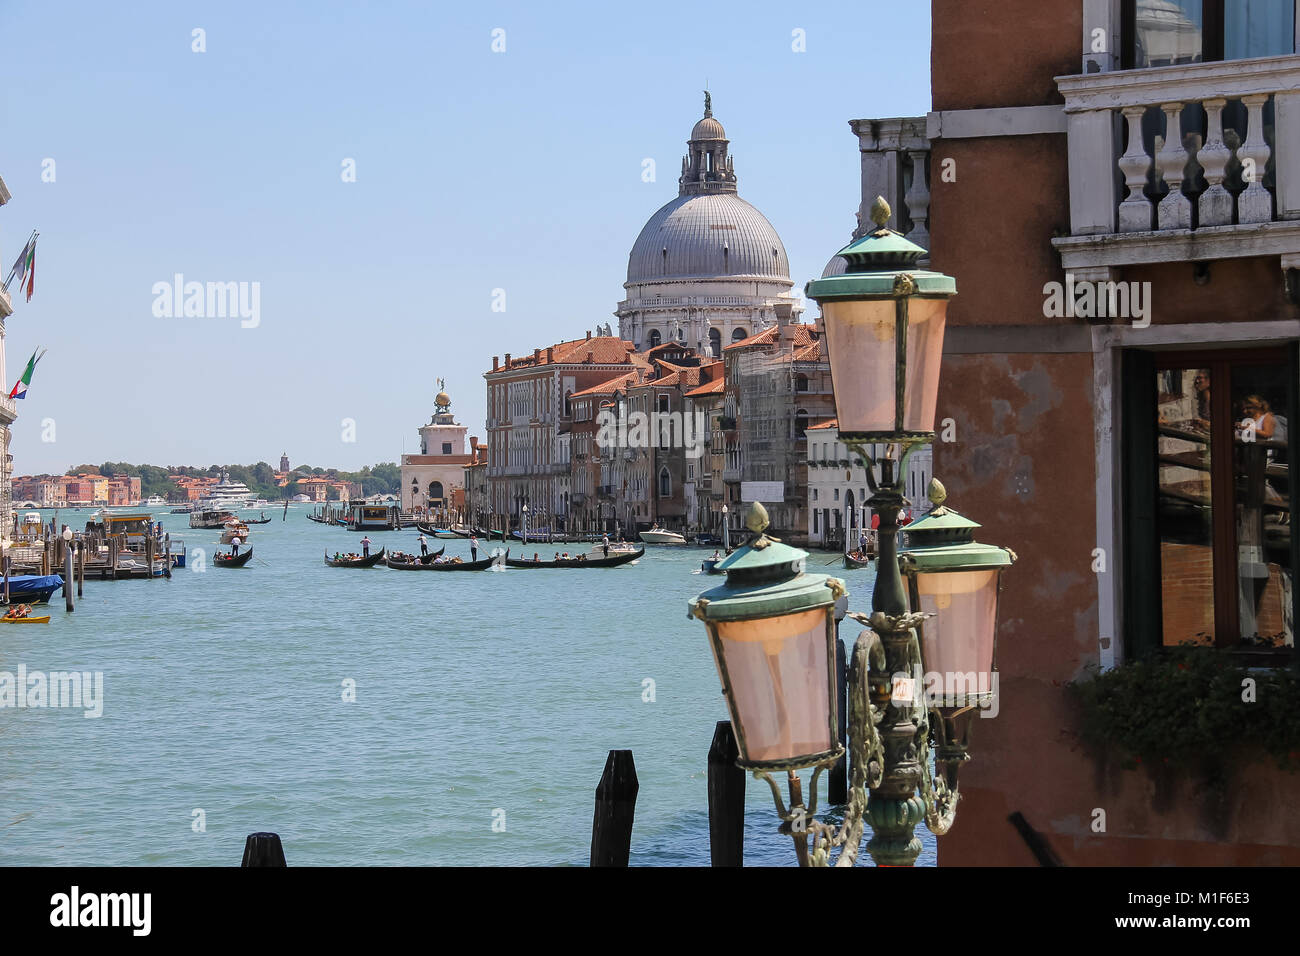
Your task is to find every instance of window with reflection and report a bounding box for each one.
[1123,0,1296,68]
[1129,349,1295,657]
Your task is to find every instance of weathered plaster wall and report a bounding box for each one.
[932,0,1080,111]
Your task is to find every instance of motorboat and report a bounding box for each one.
[639,526,687,545]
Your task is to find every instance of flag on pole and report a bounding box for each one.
[24,242,35,302]
[9,347,46,399]
[6,234,36,296]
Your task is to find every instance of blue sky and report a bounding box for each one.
[0,0,931,474]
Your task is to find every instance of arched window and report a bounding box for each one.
[649,329,662,348]
[795,373,808,392]
[795,408,808,437]
[429,481,444,501]
[708,327,721,357]
[658,466,671,498]
[731,327,747,342]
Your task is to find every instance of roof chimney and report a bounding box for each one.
[493,356,499,371]
[586,350,594,364]
[586,330,592,340]
[504,353,511,366]
[470,435,478,456]
[534,347,540,363]
[547,346,554,363]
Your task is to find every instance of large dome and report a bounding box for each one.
[627,193,791,284]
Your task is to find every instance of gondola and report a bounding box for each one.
[324,547,388,568]
[843,551,873,569]
[385,549,504,571]
[214,547,254,568]
[384,546,445,566]
[505,547,643,569]
[414,521,459,537]
[243,515,272,524]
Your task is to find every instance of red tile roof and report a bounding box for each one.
[570,370,641,398]
[491,336,644,372]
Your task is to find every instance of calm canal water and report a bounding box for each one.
[0,507,936,866]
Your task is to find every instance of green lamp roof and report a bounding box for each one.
[898,479,1015,572]
[805,195,955,300]
[689,502,846,621]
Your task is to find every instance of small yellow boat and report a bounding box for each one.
[1,615,51,623]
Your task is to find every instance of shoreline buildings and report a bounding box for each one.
[479,99,928,543]
[849,0,1300,864]
[398,385,475,520]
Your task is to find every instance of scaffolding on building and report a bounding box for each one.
[733,347,802,533]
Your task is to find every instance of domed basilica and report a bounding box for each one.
[616,94,803,356]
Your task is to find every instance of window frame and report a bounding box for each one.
[1120,0,1296,69]
[1122,344,1298,660]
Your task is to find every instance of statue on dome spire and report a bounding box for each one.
[703,90,712,117]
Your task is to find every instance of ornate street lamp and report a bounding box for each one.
[689,502,846,866]
[688,197,1013,867]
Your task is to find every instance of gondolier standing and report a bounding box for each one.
[230,535,242,557]
[470,533,479,561]
[360,535,371,558]
[419,533,428,557]
[601,533,609,558]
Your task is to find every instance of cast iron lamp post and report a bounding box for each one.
[689,197,1014,866]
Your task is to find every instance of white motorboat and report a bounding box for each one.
[639,526,687,545]
[145,495,167,507]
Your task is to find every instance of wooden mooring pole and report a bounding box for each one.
[707,720,744,866]
[64,541,74,612]
[829,634,848,805]
[76,542,84,597]
[3,556,9,604]
[590,749,638,867]
[240,832,287,867]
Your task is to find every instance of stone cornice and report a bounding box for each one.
[1051,218,1300,269]
[1056,54,1300,113]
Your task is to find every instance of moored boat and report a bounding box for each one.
[1,574,64,603]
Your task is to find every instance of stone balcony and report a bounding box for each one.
[0,394,15,425]
[1053,56,1300,277]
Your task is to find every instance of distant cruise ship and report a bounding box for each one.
[195,471,255,509]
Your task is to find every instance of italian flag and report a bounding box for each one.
[7,236,36,302]
[9,347,46,399]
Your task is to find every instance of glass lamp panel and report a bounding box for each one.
[914,569,999,705]
[902,297,948,434]
[821,298,897,434]
[713,608,833,764]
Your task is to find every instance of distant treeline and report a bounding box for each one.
[62,462,403,500]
